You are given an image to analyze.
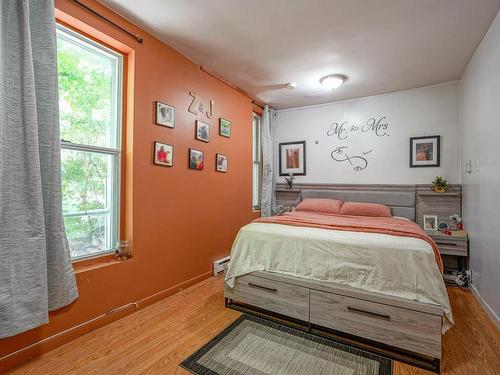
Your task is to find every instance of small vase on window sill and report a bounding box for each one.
[115,240,132,261]
[284,173,295,189]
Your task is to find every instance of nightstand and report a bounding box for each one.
[275,187,301,208]
[428,232,469,285]
[416,185,468,285]
[429,232,468,257]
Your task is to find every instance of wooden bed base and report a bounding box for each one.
[224,271,443,373]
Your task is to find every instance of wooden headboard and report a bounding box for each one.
[275,184,416,221]
[275,183,463,226]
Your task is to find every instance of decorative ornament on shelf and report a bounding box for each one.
[284,173,295,189]
[431,176,448,193]
[449,214,463,230]
[273,205,293,216]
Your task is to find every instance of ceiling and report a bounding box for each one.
[100,0,500,109]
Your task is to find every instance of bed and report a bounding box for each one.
[224,188,453,373]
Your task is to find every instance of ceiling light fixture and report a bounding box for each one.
[320,74,346,90]
[286,82,297,89]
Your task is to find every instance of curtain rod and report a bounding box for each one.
[71,0,143,43]
[200,66,265,109]
[252,100,265,110]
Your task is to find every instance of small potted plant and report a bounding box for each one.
[432,176,448,193]
[284,172,295,189]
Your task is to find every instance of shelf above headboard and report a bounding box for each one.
[415,185,462,228]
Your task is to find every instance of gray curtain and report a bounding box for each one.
[0,0,78,339]
[260,105,277,217]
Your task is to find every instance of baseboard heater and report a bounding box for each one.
[213,256,230,276]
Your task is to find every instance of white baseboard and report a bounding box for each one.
[470,284,500,330]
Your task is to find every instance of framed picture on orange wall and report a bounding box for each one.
[189,148,204,170]
[153,141,173,167]
[216,153,228,172]
[219,118,231,138]
[155,101,175,128]
[195,120,210,142]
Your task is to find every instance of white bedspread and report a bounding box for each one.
[225,222,453,332]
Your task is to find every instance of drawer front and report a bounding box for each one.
[435,240,467,256]
[310,290,442,358]
[225,274,309,321]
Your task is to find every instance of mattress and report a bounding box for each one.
[225,221,453,332]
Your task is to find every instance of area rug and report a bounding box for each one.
[180,314,392,375]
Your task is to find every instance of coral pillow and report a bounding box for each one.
[295,198,343,214]
[340,201,392,217]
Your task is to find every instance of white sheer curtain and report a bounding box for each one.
[260,105,277,217]
[0,0,78,339]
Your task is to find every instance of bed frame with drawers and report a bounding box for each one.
[224,185,447,373]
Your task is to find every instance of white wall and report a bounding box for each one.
[275,83,460,184]
[460,10,500,324]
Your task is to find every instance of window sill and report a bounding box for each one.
[73,253,132,274]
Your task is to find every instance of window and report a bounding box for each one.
[252,113,262,210]
[56,25,123,259]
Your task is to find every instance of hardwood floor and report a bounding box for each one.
[6,276,500,375]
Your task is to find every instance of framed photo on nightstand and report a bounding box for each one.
[423,215,438,231]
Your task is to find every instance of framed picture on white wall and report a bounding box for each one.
[279,141,306,176]
[409,135,440,167]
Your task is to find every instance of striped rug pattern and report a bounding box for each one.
[181,314,392,375]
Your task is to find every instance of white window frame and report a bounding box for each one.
[56,24,123,260]
[252,113,262,210]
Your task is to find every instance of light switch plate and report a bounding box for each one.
[465,160,472,173]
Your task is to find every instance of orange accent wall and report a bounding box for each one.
[0,0,259,371]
